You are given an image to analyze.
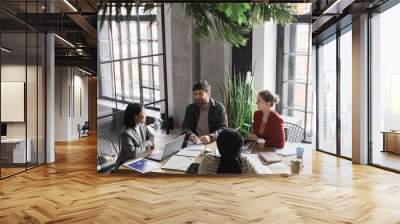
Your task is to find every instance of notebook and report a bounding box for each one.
[276,144,297,156]
[124,158,160,174]
[161,155,194,172]
[258,152,281,165]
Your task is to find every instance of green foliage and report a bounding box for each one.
[220,69,255,137]
[98,2,292,47]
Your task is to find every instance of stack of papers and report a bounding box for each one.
[182,144,204,152]
[161,155,194,172]
[124,158,160,174]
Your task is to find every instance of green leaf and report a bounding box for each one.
[98,3,293,47]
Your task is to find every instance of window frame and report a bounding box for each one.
[98,5,164,111]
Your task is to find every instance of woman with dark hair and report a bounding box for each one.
[199,128,254,174]
[115,103,154,168]
[248,90,285,148]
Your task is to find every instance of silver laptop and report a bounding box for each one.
[146,135,186,162]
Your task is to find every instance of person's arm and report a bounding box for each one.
[208,103,228,141]
[248,111,258,141]
[144,125,154,149]
[182,105,194,135]
[241,156,256,174]
[267,117,285,149]
[120,131,144,160]
[198,154,219,175]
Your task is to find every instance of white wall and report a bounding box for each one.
[55,67,89,141]
[1,63,46,164]
[252,21,277,94]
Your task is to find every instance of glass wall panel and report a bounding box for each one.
[317,36,337,154]
[0,0,46,179]
[371,4,400,171]
[1,31,28,177]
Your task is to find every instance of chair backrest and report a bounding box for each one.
[284,122,305,143]
[97,132,120,172]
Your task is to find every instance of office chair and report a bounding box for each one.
[284,122,307,143]
[97,132,120,173]
[79,121,90,138]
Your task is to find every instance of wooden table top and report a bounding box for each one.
[117,130,312,175]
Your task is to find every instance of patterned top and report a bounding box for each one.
[199,153,255,175]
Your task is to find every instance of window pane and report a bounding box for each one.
[284,23,311,54]
[283,55,309,82]
[340,29,352,158]
[318,37,337,154]
[100,63,114,98]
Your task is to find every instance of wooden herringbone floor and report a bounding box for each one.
[1,135,400,224]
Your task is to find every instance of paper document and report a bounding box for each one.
[161,155,194,172]
[176,150,201,157]
[182,144,204,151]
[276,144,297,156]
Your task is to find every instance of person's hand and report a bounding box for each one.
[143,146,153,157]
[248,134,257,141]
[199,135,212,144]
[190,134,200,143]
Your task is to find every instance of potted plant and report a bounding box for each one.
[220,69,255,137]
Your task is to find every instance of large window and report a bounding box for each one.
[281,23,313,140]
[339,27,352,158]
[98,5,163,110]
[317,36,337,154]
[316,25,352,158]
[370,3,400,171]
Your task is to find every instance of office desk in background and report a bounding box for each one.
[381,131,400,154]
[1,138,32,164]
[117,131,312,175]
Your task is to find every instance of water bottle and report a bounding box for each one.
[296,147,304,159]
[153,120,160,132]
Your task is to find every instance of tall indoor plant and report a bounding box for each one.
[220,69,255,136]
[98,2,292,47]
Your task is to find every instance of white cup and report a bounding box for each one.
[290,159,302,175]
[256,138,266,149]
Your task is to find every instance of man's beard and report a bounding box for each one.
[195,98,208,106]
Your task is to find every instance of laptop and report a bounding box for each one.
[146,135,186,162]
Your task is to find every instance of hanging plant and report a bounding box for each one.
[98,2,292,47]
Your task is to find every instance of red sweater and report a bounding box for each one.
[252,110,285,148]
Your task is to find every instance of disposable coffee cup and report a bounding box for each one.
[256,138,266,149]
[290,159,302,175]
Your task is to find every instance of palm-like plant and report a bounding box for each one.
[98,2,292,47]
[220,69,255,137]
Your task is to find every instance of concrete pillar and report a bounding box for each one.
[352,14,369,164]
[199,40,231,103]
[167,4,196,128]
[46,33,55,163]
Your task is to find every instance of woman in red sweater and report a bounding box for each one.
[248,90,285,148]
